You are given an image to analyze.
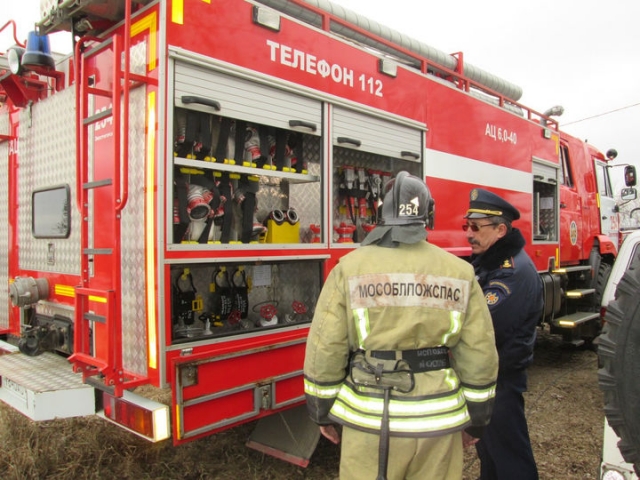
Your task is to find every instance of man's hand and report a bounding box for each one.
[462,431,479,448]
[320,425,341,444]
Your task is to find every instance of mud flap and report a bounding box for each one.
[246,404,321,467]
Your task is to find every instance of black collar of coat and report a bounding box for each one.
[471,227,526,271]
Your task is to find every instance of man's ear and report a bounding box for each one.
[496,223,508,239]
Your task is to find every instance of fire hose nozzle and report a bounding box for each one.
[10,277,49,308]
[286,208,299,225]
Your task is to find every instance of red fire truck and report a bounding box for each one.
[0,0,636,464]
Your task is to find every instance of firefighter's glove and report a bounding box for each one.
[244,127,261,160]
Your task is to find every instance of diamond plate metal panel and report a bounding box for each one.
[0,351,95,420]
[120,42,150,376]
[18,88,81,274]
[0,109,8,136]
[288,136,321,242]
[0,136,8,330]
[0,351,88,391]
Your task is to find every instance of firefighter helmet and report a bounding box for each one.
[380,171,434,229]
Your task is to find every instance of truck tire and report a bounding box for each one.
[594,261,612,310]
[598,264,640,476]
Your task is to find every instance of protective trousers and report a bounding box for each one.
[476,370,538,480]
[339,427,462,480]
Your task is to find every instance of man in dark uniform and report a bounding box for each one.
[463,188,541,480]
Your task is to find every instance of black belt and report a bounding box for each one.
[370,347,450,372]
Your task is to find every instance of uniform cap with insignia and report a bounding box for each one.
[464,188,520,222]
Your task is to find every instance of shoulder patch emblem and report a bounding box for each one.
[501,258,513,269]
[485,291,500,305]
[488,280,511,295]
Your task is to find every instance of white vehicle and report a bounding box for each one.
[598,229,640,480]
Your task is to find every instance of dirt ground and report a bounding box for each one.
[0,326,604,480]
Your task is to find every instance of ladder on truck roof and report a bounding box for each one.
[69,0,152,397]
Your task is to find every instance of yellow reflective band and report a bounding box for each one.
[388,408,469,432]
[331,403,382,429]
[353,308,370,349]
[331,401,470,433]
[445,369,458,390]
[442,310,462,345]
[131,11,157,71]
[304,378,341,399]
[462,384,497,401]
[172,0,212,25]
[88,295,107,303]
[172,0,184,24]
[336,384,466,417]
[55,284,75,297]
[175,404,181,439]
[145,91,158,370]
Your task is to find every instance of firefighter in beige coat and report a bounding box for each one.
[304,172,499,480]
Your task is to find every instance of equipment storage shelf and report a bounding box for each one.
[171,59,324,248]
[169,259,322,345]
[173,157,319,183]
[330,106,424,245]
[171,141,322,246]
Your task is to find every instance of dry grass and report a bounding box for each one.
[0,328,603,479]
[0,401,340,480]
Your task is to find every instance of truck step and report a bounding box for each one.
[554,311,600,328]
[566,288,596,298]
[0,341,95,421]
[553,265,591,274]
[246,404,320,467]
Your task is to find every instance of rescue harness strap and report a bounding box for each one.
[274,127,288,170]
[215,117,234,243]
[234,120,247,164]
[215,117,232,164]
[369,347,450,373]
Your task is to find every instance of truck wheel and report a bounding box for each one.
[594,261,612,310]
[598,264,640,475]
[586,261,614,351]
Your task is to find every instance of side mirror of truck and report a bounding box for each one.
[624,165,636,187]
[621,187,637,201]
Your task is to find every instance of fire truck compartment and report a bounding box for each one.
[173,337,306,441]
[170,259,322,344]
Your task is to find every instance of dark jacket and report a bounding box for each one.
[471,228,542,374]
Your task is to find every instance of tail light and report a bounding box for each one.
[101,390,170,442]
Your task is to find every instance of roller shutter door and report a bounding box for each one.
[174,62,322,136]
[332,106,422,161]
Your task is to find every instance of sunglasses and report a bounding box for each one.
[462,223,496,232]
